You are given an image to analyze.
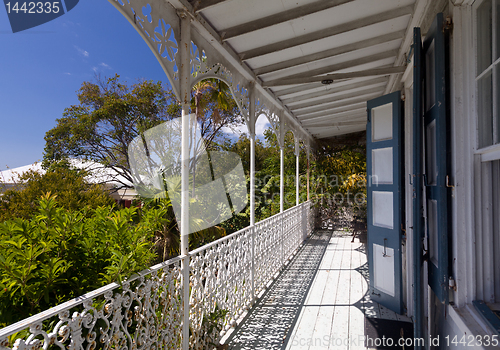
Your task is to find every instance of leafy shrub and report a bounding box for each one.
[0,194,157,326]
[0,163,115,222]
[140,193,227,262]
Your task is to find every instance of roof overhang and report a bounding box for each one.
[110,0,439,143]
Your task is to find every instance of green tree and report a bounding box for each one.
[191,78,241,149]
[222,134,267,176]
[0,194,157,326]
[190,78,241,195]
[140,181,227,262]
[0,163,115,222]
[44,75,243,190]
[310,140,367,222]
[217,127,367,233]
[43,74,179,189]
[216,129,309,233]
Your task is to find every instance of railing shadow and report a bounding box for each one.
[355,260,380,317]
[224,231,332,350]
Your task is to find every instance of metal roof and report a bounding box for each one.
[111,0,428,143]
[189,0,416,139]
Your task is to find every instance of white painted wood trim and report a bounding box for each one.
[403,58,414,317]
[480,145,500,162]
[402,55,414,83]
[448,305,499,347]
[462,3,477,307]
[167,0,316,145]
[384,0,433,94]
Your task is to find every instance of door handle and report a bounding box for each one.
[383,238,391,257]
[446,175,454,188]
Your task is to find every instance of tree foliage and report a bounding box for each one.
[218,129,309,232]
[312,141,366,197]
[0,194,158,326]
[43,75,243,189]
[311,140,367,221]
[141,191,227,262]
[43,74,179,189]
[0,163,115,222]
[191,78,241,150]
[219,128,367,233]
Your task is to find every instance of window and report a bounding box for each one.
[476,0,500,149]
[475,0,500,302]
[473,0,500,334]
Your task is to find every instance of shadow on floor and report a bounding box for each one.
[224,231,334,350]
[365,318,414,350]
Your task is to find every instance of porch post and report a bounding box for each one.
[280,146,284,213]
[250,133,256,225]
[295,137,300,206]
[279,114,284,268]
[249,84,256,227]
[179,11,190,350]
[280,118,285,213]
[307,145,310,201]
[248,83,256,303]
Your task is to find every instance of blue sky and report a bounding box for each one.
[0,1,270,171]
[0,1,170,170]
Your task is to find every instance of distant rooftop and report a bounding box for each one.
[0,159,132,187]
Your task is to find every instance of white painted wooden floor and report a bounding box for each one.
[225,230,412,350]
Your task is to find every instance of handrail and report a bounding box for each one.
[0,255,183,338]
[0,201,314,350]
[189,202,306,255]
[189,224,252,255]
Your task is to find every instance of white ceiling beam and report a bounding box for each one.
[239,5,413,60]
[313,125,366,138]
[264,50,398,84]
[290,86,384,111]
[282,77,388,105]
[302,111,366,126]
[191,0,228,12]
[298,103,367,121]
[264,66,406,87]
[254,30,405,76]
[294,92,381,117]
[274,83,325,97]
[384,0,434,94]
[167,0,316,145]
[306,120,366,129]
[220,0,355,40]
[273,77,375,97]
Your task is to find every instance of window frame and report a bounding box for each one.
[472,0,500,335]
[474,0,500,153]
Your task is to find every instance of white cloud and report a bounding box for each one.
[255,115,272,136]
[221,113,272,138]
[99,62,111,69]
[92,66,98,72]
[64,72,71,75]
[74,45,89,57]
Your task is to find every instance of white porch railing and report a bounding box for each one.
[0,201,315,350]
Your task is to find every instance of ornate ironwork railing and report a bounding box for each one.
[0,201,314,350]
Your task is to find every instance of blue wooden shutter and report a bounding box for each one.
[412,26,426,345]
[367,91,404,314]
[423,13,450,304]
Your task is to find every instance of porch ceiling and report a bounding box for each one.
[185,0,418,139]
